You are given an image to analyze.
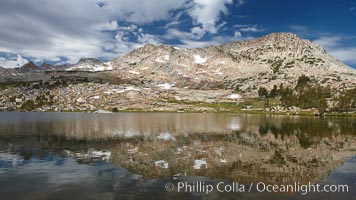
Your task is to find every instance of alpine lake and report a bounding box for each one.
[0,112,355,200]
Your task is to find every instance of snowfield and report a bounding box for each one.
[194,55,206,64]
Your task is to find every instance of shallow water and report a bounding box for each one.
[0,112,355,199]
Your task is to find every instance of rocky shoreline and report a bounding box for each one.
[0,81,355,116]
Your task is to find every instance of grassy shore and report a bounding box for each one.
[115,100,356,117]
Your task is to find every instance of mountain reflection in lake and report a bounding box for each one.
[0,112,355,200]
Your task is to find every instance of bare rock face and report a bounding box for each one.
[109,32,356,95]
[66,58,112,72]
[220,32,353,78]
[0,66,13,76]
[15,62,40,74]
[1,62,67,76]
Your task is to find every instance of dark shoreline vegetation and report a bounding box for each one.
[255,75,356,115]
[0,73,355,116]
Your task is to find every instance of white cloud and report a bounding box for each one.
[238,25,265,32]
[0,0,115,62]
[328,48,356,64]
[164,28,194,40]
[0,0,245,64]
[314,36,356,65]
[313,36,343,48]
[102,0,188,24]
[233,24,265,33]
[164,11,184,29]
[115,31,129,42]
[0,55,29,68]
[233,24,248,28]
[0,0,188,63]
[188,0,233,38]
[118,25,138,32]
[164,26,247,48]
[137,33,161,45]
[234,31,242,38]
[191,26,208,39]
[99,20,119,31]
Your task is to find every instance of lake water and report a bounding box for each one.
[0,112,355,200]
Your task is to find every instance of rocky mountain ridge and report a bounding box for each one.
[109,32,356,94]
[1,32,355,97]
[0,66,14,76]
[65,58,112,72]
[0,58,111,76]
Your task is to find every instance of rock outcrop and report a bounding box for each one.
[0,66,13,76]
[66,58,112,72]
[109,32,356,95]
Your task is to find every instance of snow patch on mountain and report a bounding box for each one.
[157,83,174,90]
[155,58,166,63]
[194,55,206,64]
[228,94,242,99]
[129,70,140,75]
[194,159,207,169]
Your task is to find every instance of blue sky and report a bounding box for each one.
[0,0,355,68]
